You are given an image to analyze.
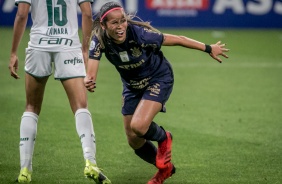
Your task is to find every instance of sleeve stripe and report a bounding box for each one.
[15,1,31,6]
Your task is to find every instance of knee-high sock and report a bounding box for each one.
[75,109,96,164]
[135,141,157,165]
[19,112,38,171]
[142,122,167,142]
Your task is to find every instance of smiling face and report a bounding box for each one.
[101,9,128,44]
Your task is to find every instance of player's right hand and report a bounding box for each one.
[9,54,20,79]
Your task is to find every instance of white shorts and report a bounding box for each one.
[24,48,86,80]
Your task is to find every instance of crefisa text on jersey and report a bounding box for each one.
[64,57,83,65]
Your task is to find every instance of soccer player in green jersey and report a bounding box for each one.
[9,0,111,183]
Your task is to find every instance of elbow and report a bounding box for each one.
[82,12,93,21]
[16,13,28,21]
[163,34,186,46]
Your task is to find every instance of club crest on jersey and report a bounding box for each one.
[130,47,142,58]
[119,51,130,62]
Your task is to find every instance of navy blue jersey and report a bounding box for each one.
[89,24,173,90]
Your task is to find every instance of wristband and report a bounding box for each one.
[204,44,212,54]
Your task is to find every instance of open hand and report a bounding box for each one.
[210,41,229,63]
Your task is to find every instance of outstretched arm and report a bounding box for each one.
[9,3,30,79]
[162,33,229,63]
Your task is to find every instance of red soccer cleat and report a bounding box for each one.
[147,162,176,184]
[156,131,173,169]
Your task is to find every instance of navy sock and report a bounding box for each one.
[134,141,157,165]
[142,122,167,142]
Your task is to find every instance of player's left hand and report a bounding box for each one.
[84,76,96,92]
[210,41,229,63]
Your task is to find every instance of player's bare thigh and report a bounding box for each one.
[61,77,88,113]
[131,100,162,135]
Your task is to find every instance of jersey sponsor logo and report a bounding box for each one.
[39,37,73,46]
[64,57,83,65]
[118,59,145,70]
[145,0,209,10]
[130,77,151,89]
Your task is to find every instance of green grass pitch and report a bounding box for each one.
[0,27,281,183]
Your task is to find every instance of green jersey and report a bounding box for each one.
[15,0,93,52]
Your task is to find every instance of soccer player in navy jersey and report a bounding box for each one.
[85,2,229,184]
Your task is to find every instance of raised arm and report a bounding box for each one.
[9,3,30,79]
[162,33,229,63]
